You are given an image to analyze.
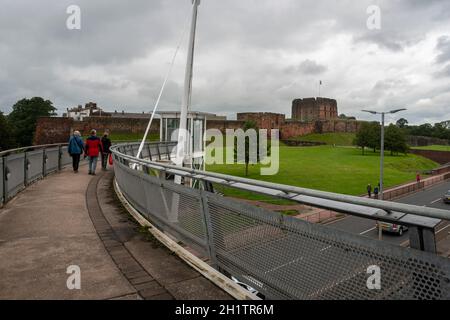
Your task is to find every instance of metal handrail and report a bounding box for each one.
[0,143,68,157]
[110,142,450,222]
[1,142,71,205]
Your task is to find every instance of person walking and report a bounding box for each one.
[68,131,84,173]
[101,131,112,171]
[416,172,422,189]
[374,186,379,199]
[84,129,103,175]
[367,184,372,198]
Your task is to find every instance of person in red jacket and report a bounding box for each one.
[84,129,103,175]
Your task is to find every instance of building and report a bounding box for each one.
[292,97,338,122]
[65,102,104,121]
[109,110,152,119]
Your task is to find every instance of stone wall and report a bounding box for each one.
[34,117,74,145]
[206,119,245,133]
[237,112,286,130]
[72,117,159,136]
[34,117,160,145]
[409,149,450,165]
[34,115,363,145]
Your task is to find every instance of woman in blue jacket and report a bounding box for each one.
[68,131,84,173]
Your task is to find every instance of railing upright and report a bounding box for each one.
[23,152,28,186]
[42,148,47,177]
[199,191,218,268]
[58,145,62,171]
[1,156,7,205]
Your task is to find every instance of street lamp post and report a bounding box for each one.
[362,108,407,240]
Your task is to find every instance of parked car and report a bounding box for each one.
[443,190,450,204]
[376,221,408,236]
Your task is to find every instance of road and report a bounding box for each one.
[326,180,450,245]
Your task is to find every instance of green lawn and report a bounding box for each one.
[206,145,438,200]
[290,133,356,146]
[412,145,450,152]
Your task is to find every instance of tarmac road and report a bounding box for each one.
[326,180,450,245]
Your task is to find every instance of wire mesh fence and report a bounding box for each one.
[112,142,450,300]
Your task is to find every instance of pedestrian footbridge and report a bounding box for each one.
[1,142,450,300]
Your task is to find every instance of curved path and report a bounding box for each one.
[0,163,231,300]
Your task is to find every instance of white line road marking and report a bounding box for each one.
[360,227,376,235]
[436,224,450,234]
[430,198,442,205]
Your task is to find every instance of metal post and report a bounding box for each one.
[24,152,28,186]
[199,191,218,268]
[42,148,47,177]
[58,145,62,171]
[176,0,200,168]
[147,144,153,161]
[378,113,385,241]
[409,226,437,253]
[380,112,385,200]
[1,156,7,205]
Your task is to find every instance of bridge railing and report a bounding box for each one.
[0,143,72,204]
[111,142,450,300]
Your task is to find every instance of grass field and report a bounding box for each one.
[412,145,450,152]
[206,145,438,200]
[291,132,356,146]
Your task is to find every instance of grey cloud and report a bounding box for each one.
[435,36,450,64]
[0,0,450,125]
[292,60,327,75]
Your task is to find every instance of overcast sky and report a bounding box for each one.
[1,0,449,124]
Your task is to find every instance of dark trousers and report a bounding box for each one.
[101,152,110,169]
[72,154,81,171]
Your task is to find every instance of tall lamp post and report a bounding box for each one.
[362,108,406,240]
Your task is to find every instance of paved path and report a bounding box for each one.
[0,164,231,300]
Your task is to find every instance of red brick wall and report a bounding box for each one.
[34,116,365,145]
[34,117,160,145]
[237,112,286,130]
[280,121,315,139]
[72,117,159,136]
[206,120,245,133]
[409,149,450,165]
[34,117,74,145]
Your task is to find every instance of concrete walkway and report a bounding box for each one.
[0,163,231,300]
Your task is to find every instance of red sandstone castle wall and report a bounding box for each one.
[34,116,364,145]
[237,112,286,130]
[206,120,245,133]
[34,117,160,145]
[34,117,74,145]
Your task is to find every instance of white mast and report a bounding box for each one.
[175,0,200,168]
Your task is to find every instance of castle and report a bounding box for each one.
[34,97,362,144]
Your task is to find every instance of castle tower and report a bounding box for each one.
[292,97,338,121]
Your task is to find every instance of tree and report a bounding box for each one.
[0,112,16,151]
[396,118,408,129]
[354,121,380,154]
[384,124,409,155]
[7,97,57,147]
[233,120,270,176]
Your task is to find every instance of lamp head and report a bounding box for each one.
[361,110,377,115]
[389,108,407,114]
